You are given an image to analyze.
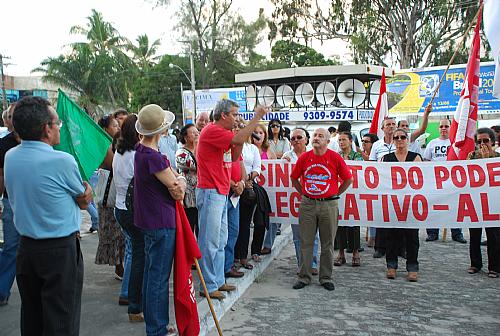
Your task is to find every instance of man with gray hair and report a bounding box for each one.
[291,128,353,291]
[196,99,267,300]
[195,111,210,132]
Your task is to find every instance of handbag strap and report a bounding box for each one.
[103,170,113,207]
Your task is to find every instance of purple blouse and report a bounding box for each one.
[133,143,175,230]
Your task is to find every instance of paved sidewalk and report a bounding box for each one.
[210,231,500,336]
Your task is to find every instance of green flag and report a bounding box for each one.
[55,89,111,181]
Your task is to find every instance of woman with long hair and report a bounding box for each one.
[253,123,277,160]
[382,128,422,282]
[134,104,185,335]
[112,114,145,321]
[95,113,126,285]
[176,124,200,235]
[267,118,290,159]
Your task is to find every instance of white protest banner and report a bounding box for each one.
[259,158,500,229]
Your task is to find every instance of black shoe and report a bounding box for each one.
[292,281,307,290]
[481,240,487,246]
[452,236,467,244]
[358,247,364,252]
[373,250,385,258]
[425,235,438,242]
[276,228,281,236]
[322,282,335,291]
[88,227,97,233]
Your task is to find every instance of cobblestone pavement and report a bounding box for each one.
[211,231,500,336]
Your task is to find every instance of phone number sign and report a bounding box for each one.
[240,109,372,122]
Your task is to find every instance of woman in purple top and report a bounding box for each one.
[134,104,186,336]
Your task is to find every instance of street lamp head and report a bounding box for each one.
[169,63,174,69]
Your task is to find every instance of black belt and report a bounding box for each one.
[303,195,339,201]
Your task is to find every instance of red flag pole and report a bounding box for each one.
[194,258,223,336]
[428,1,484,106]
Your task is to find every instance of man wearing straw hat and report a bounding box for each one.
[196,99,267,300]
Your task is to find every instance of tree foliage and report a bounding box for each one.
[269,0,480,68]
[271,40,340,67]
[155,0,267,88]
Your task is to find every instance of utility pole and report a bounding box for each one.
[180,82,185,125]
[189,45,196,123]
[0,54,9,111]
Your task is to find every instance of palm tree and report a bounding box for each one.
[127,34,161,70]
[70,9,133,107]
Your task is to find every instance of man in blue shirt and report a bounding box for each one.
[5,96,92,336]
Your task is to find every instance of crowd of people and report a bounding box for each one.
[0,96,499,336]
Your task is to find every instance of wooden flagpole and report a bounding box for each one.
[194,258,223,336]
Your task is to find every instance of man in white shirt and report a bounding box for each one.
[369,118,397,161]
[423,119,466,244]
[397,105,431,154]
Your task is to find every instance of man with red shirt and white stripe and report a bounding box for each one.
[291,128,353,291]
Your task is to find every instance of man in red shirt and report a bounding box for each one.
[196,99,267,300]
[291,128,353,291]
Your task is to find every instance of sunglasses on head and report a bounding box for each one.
[291,135,304,141]
[270,124,280,128]
[476,138,490,144]
[361,140,371,144]
[393,135,407,141]
[439,125,450,129]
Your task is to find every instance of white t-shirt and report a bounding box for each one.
[423,138,450,161]
[242,143,261,176]
[369,139,396,161]
[112,150,135,210]
[496,146,500,154]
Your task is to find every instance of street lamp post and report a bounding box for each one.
[169,49,196,125]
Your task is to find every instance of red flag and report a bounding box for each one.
[448,7,482,160]
[369,69,388,139]
[174,201,202,336]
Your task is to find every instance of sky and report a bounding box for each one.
[1,0,348,76]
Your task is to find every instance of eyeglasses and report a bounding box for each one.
[361,140,372,144]
[393,135,407,141]
[270,124,280,128]
[291,135,304,141]
[476,138,490,144]
[50,119,63,129]
[439,125,450,129]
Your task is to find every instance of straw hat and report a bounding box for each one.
[135,104,175,136]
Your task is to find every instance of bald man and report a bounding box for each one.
[195,112,210,132]
[290,128,353,291]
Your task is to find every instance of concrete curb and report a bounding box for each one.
[198,224,292,336]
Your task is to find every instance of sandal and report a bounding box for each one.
[334,256,346,266]
[488,271,499,278]
[239,261,254,270]
[261,247,271,255]
[251,254,262,262]
[352,257,361,267]
[467,266,480,274]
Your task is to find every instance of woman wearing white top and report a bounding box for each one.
[234,121,262,270]
[112,114,145,321]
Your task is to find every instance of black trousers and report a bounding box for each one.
[234,202,255,260]
[184,207,199,237]
[17,233,83,336]
[337,226,360,251]
[470,228,500,272]
[386,229,419,272]
[374,228,389,252]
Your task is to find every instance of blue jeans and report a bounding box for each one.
[0,199,19,301]
[88,171,99,230]
[87,201,99,230]
[196,188,228,293]
[224,200,240,273]
[142,228,175,336]
[369,227,376,239]
[291,224,319,269]
[114,208,131,299]
[114,208,145,314]
[263,222,279,250]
